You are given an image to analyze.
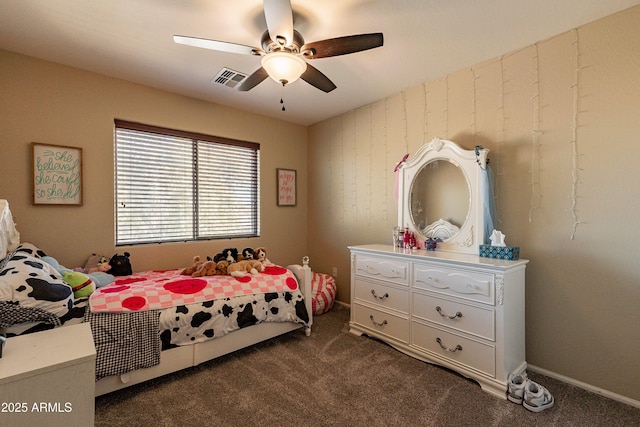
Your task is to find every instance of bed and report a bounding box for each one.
[0,200,313,396]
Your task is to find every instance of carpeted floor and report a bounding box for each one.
[95,304,640,426]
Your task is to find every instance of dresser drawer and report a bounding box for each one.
[413,264,494,305]
[353,303,409,343]
[354,255,409,286]
[411,322,495,377]
[412,293,495,341]
[354,278,409,313]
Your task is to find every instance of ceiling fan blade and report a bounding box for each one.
[237,67,270,91]
[302,33,384,59]
[174,35,260,55]
[300,63,337,93]
[263,0,293,46]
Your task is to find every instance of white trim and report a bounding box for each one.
[334,300,350,309]
[528,364,640,409]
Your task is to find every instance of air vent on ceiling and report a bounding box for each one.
[211,68,247,88]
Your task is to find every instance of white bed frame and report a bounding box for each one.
[94,259,313,396]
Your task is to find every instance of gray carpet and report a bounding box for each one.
[95,304,640,426]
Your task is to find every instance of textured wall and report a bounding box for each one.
[308,6,640,402]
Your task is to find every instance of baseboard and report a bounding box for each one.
[334,300,350,308]
[528,364,640,409]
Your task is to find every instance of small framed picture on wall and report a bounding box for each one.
[277,168,296,206]
[32,142,83,205]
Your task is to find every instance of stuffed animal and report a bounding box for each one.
[254,247,272,265]
[213,248,238,264]
[84,254,112,274]
[181,256,205,275]
[109,252,132,276]
[62,271,96,298]
[238,247,256,261]
[216,260,229,276]
[42,255,115,288]
[227,259,265,277]
[191,260,218,277]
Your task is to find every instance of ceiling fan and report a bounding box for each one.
[174,0,383,93]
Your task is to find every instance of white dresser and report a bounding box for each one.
[349,244,528,399]
[0,323,96,426]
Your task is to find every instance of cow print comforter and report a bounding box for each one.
[160,289,309,348]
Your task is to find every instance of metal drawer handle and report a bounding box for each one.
[436,337,463,353]
[371,289,389,300]
[369,315,388,327]
[435,306,462,320]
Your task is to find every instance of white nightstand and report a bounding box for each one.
[0,323,96,427]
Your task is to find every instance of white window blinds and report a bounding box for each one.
[114,120,259,245]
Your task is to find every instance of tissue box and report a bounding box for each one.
[479,245,520,260]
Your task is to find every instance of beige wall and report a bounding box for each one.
[308,7,640,402]
[0,49,308,270]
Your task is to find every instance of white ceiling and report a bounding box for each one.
[1,0,638,126]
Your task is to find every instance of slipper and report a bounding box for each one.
[507,372,528,404]
[523,380,554,412]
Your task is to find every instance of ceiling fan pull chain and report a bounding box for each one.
[280,82,286,111]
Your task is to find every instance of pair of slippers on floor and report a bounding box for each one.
[508,372,554,412]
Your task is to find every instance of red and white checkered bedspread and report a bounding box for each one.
[89,265,299,313]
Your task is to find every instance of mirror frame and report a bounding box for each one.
[397,138,489,255]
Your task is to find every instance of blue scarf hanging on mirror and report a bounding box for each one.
[481,164,496,244]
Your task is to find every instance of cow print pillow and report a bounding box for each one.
[14,242,48,258]
[0,249,74,327]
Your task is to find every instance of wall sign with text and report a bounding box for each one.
[32,142,83,205]
[277,168,296,206]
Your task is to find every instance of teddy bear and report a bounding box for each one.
[213,248,239,264]
[109,252,132,276]
[238,247,256,261]
[227,259,265,277]
[62,271,96,299]
[191,260,218,277]
[215,260,229,276]
[181,256,205,275]
[254,247,272,265]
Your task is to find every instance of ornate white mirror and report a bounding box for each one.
[397,138,489,255]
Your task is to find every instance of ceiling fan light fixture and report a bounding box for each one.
[261,52,307,85]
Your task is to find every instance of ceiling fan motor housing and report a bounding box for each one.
[261,29,305,54]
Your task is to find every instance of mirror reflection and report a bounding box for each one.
[409,159,470,241]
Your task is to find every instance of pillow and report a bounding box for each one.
[0,251,74,327]
[14,242,48,258]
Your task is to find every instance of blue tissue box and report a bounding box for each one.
[479,245,520,260]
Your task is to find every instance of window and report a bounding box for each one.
[114,120,260,245]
